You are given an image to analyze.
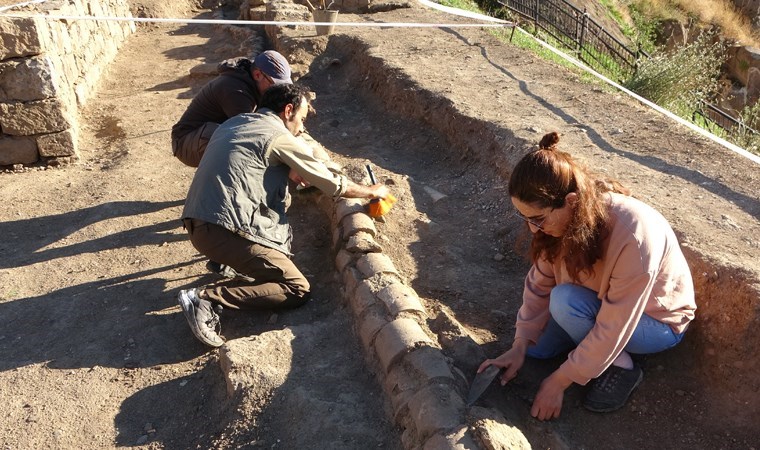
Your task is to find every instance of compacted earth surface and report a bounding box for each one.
[1,0,759,449]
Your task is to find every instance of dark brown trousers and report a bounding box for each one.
[183,219,310,310]
[171,122,219,168]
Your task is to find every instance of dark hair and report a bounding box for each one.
[259,83,311,115]
[508,132,630,280]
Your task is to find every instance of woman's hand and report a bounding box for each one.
[477,338,529,385]
[530,370,573,421]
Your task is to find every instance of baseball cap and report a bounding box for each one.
[253,50,293,85]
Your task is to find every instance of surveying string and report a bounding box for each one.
[0,12,514,29]
[2,0,753,163]
[509,26,760,165]
[0,0,51,13]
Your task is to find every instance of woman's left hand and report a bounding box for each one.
[531,371,573,421]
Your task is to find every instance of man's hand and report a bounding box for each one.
[368,183,390,199]
[289,168,310,187]
[530,371,573,421]
[343,181,390,199]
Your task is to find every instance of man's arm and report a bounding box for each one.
[342,181,389,199]
[271,134,389,200]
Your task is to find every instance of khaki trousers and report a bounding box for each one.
[183,219,310,310]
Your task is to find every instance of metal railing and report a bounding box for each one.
[694,101,758,136]
[494,0,755,137]
[497,0,642,81]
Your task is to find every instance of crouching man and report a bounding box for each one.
[177,83,389,347]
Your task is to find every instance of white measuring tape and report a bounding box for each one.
[0,0,513,28]
[511,27,760,165]
[1,0,757,163]
[0,0,50,13]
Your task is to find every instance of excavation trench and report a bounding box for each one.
[279,24,760,448]
[1,3,758,448]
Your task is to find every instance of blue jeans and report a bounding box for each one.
[527,284,685,359]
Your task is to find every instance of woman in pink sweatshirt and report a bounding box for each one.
[478,132,696,419]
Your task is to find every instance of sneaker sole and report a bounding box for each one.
[177,291,223,348]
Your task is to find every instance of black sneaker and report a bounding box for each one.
[177,289,224,348]
[583,365,643,413]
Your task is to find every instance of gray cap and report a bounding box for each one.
[253,50,292,84]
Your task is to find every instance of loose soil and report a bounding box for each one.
[1,0,758,449]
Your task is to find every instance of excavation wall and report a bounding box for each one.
[0,0,134,166]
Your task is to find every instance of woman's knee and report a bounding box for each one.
[549,283,600,326]
[548,284,578,318]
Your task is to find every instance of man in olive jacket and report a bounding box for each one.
[177,83,390,347]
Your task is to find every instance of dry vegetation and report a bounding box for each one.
[623,0,760,46]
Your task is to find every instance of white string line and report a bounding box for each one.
[0,0,51,13]
[420,3,760,164]
[417,0,510,23]
[0,0,514,27]
[2,0,755,163]
[510,27,760,165]
[0,11,513,28]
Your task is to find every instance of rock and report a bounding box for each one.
[422,185,447,203]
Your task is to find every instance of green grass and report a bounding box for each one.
[435,0,603,83]
[432,0,760,155]
[597,0,627,29]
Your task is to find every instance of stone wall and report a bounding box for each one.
[0,0,135,166]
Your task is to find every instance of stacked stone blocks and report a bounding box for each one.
[0,0,135,166]
[329,195,488,448]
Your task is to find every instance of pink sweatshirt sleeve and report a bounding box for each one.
[515,259,556,345]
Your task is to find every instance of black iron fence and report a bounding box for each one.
[694,101,758,136]
[497,0,642,81]
[494,0,755,138]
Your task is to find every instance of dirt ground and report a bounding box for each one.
[1,0,759,449]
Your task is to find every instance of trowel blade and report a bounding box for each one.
[466,364,501,406]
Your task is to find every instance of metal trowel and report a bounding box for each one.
[466,365,502,406]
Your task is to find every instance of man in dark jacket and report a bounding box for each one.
[171,50,292,167]
[177,83,390,348]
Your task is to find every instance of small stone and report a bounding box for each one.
[136,435,148,445]
[493,253,505,262]
[268,313,278,324]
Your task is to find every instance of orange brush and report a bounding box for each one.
[365,164,397,218]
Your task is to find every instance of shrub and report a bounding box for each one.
[624,32,725,117]
[730,101,760,153]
